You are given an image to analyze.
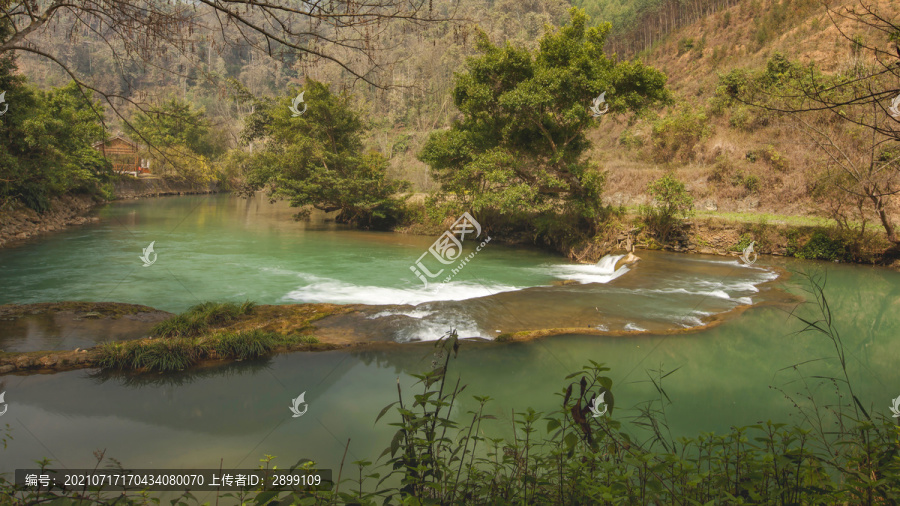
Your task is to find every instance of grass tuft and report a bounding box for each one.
[151,301,256,338]
[205,330,279,360]
[96,329,318,372]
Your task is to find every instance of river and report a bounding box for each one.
[0,194,898,486]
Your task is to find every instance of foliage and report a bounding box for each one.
[419,8,668,246]
[151,301,256,338]
[0,57,110,211]
[730,232,754,252]
[8,277,900,503]
[640,172,693,242]
[126,97,224,184]
[794,229,852,262]
[236,80,410,229]
[128,98,220,156]
[650,107,711,163]
[618,128,644,149]
[725,46,900,244]
[97,329,290,372]
[730,170,760,193]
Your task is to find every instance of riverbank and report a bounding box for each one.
[0,179,221,248]
[0,194,99,247]
[112,177,220,200]
[547,212,898,268]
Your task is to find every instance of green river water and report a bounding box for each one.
[0,194,898,485]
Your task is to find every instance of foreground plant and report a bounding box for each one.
[3,277,899,504]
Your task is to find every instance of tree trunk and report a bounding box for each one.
[870,193,899,243]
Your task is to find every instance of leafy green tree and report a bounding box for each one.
[129,98,219,156]
[237,80,409,228]
[0,55,110,211]
[127,97,225,183]
[640,172,693,243]
[418,8,668,243]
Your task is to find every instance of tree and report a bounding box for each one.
[237,80,409,228]
[418,8,668,243]
[0,55,110,211]
[729,45,900,245]
[641,172,693,243]
[126,97,224,183]
[129,98,219,156]
[0,0,456,168]
[729,5,900,245]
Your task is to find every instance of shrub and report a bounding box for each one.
[708,154,732,183]
[651,109,711,163]
[761,145,789,171]
[96,338,201,372]
[618,128,643,150]
[730,171,760,193]
[730,233,755,252]
[97,329,286,372]
[795,230,852,262]
[729,106,757,131]
[640,173,693,243]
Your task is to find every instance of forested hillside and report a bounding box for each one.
[4,0,900,260]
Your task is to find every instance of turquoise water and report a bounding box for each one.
[0,194,898,482]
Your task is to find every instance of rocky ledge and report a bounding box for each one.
[0,194,99,247]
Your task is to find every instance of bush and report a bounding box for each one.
[640,173,693,243]
[730,233,755,252]
[730,171,760,193]
[707,154,732,183]
[618,128,644,150]
[96,338,201,372]
[761,144,789,171]
[651,109,711,163]
[729,105,756,131]
[795,230,852,262]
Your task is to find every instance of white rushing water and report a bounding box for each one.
[596,254,626,273]
[282,273,521,305]
[272,251,781,342]
[536,254,631,285]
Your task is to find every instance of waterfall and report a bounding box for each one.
[595,254,626,274]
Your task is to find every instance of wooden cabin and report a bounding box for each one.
[93,135,150,175]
